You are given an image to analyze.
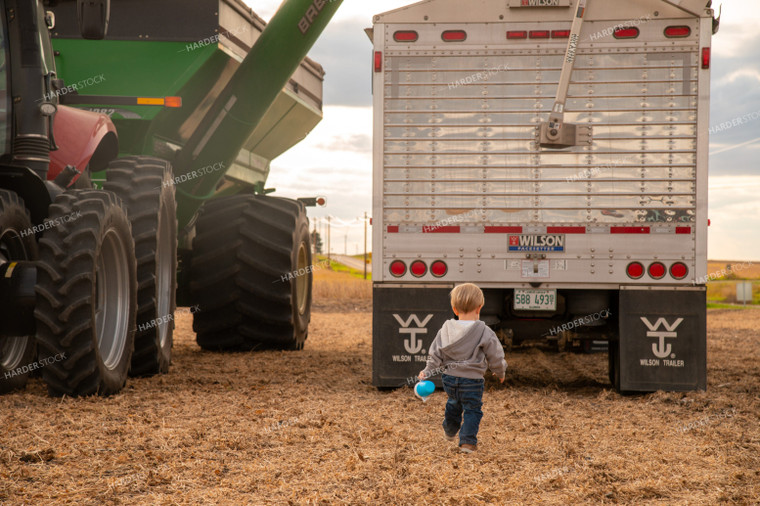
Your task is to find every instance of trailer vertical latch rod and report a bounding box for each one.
[538,0,592,149]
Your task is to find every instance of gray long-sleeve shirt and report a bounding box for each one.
[421,319,507,380]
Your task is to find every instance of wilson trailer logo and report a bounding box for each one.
[512,0,570,7]
[508,234,565,252]
[393,314,433,354]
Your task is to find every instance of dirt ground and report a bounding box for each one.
[1,298,758,505]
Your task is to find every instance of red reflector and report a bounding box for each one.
[702,47,711,69]
[613,27,639,39]
[390,260,406,277]
[164,96,182,108]
[507,30,528,40]
[627,262,644,279]
[547,226,585,234]
[410,260,427,277]
[611,227,650,234]
[374,51,382,72]
[422,225,460,233]
[431,260,448,277]
[484,226,523,233]
[648,262,666,279]
[665,26,691,38]
[552,29,571,38]
[675,227,691,234]
[530,30,550,39]
[670,262,688,280]
[442,30,466,42]
[394,30,418,42]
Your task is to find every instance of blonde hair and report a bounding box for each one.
[450,283,484,314]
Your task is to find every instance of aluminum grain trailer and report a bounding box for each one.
[369,0,718,392]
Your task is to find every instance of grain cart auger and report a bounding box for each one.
[0,0,341,396]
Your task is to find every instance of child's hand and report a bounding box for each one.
[418,371,426,380]
[495,372,505,383]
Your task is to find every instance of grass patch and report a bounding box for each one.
[316,255,371,280]
[706,303,753,310]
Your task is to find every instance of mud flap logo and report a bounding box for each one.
[393,314,433,354]
[641,317,683,359]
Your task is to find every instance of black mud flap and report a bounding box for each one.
[372,286,453,388]
[616,288,706,392]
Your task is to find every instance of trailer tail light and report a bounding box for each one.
[390,260,406,277]
[442,30,466,42]
[529,30,550,39]
[613,27,639,39]
[410,260,427,277]
[648,262,666,280]
[626,262,644,279]
[552,29,571,38]
[374,51,382,72]
[394,30,418,42]
[702,47,711,69]
[430,260,448,278]
[670,262,689,280]
[665,26,691,38]
[507,30,528,40]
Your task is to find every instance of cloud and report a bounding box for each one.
[310,18,373,107]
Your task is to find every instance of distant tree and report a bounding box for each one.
[311,231,323,254]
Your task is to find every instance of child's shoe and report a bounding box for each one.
[444,432,457,442]
[459,444,477,453]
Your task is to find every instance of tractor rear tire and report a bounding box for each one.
[104,156,177,376]
[190,195,312,351]
[0,190,38,394]
[34,190,137,396]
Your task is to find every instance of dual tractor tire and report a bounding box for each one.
[32,156,176,396]
[0,190,38,393]
[190,195,312,351]
[104,156,177,376]
[34,190,137,396]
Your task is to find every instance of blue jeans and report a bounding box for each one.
[441,374,484,446]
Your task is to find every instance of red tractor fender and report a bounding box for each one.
[48,105,119,183]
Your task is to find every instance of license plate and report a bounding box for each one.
[514,289,557,311]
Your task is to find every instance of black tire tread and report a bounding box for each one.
[34,190,137,396]
[104,156,177,376]
[190,195,311,351]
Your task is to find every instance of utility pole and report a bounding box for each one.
[363,211,368,280]
[327,215,331,269]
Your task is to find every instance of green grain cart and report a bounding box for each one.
[0,0,340,396]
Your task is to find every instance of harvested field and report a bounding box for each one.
[1,278,758,504]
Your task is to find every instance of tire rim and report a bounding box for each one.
[0,229,31,372]
[295,241,309,315]
[156,200,173,348]
[95,226,130,370]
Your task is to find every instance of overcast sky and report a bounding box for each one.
[245,0,760,261]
